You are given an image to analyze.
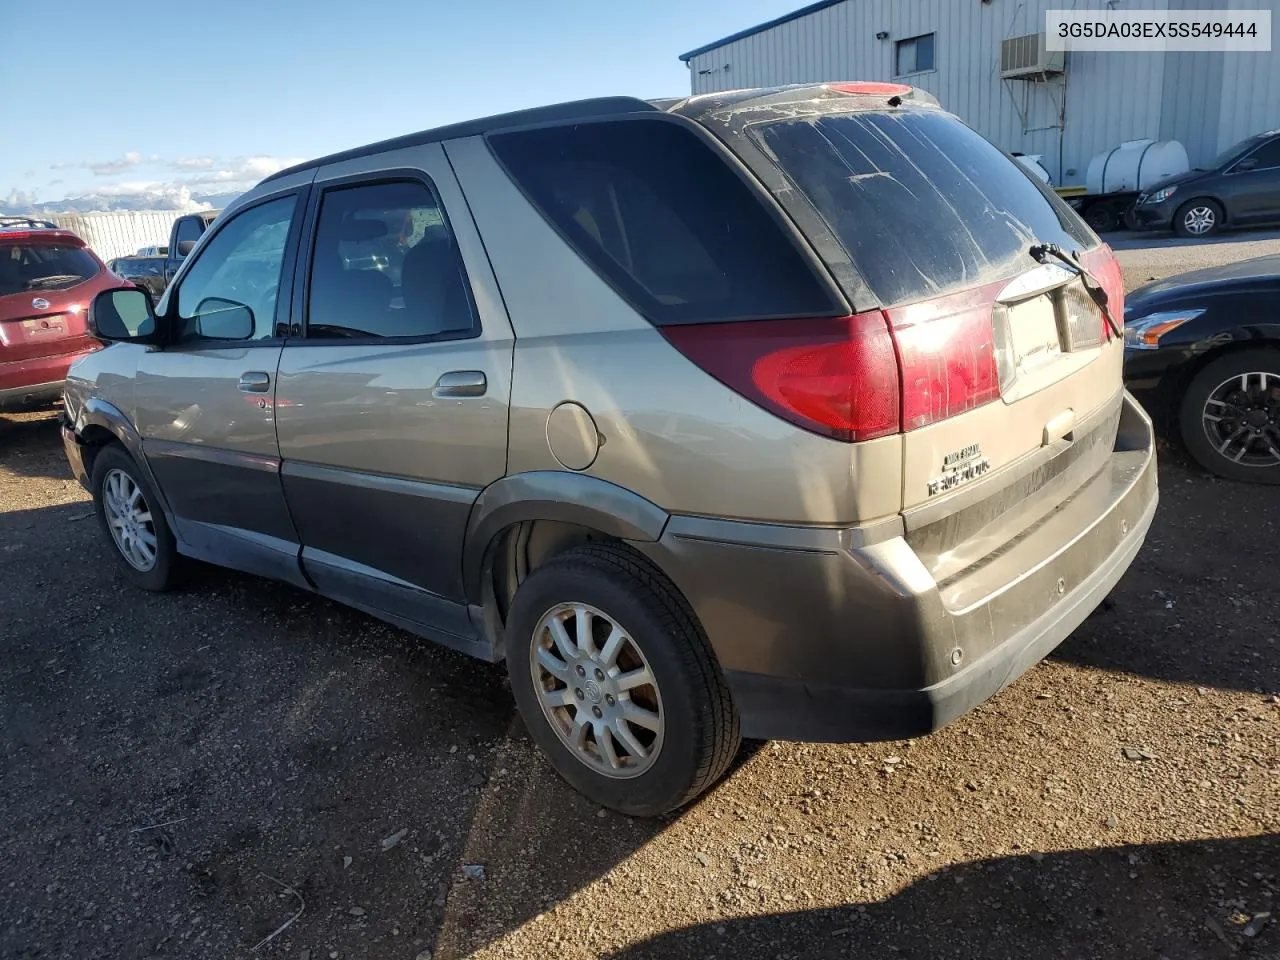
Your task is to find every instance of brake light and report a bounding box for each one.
[0,230,84,246]
[1078,244,1125,340]
[828,82,913,97]
[885,287,1001,431]
[660,313,900,442]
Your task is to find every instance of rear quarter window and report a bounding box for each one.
[753,109,1094,306]
[487,118,840,325]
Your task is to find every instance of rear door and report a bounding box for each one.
[732,103,1126,576]
[135,187,309,586]
[274,146,514,638]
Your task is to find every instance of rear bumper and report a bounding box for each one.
[0,348,95,411]
[0,379,64,411]
[639,392,1157,742]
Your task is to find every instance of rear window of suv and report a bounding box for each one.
[488,118,840,325]
[0,242,100,296]
[753,109,1094,305]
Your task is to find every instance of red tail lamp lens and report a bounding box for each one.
[660,312,900,442]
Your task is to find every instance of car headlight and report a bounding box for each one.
[1145,186,1177,204]
[1123,308,1204,349]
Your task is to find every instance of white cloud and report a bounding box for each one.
[88,151,144,176]
[5,188,38,209]
[10,154,305,214]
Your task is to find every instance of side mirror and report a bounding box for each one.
[1234,157,1259,173]
[177,239,198,257]
[193,298,254,340]
[89,287,157,342]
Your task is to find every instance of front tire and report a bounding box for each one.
[91,444,181,590]
[505,544,740,816]
[1173,198,1223,238]
[1179,349,1280,484]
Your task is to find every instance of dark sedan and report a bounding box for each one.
[1130,130,1280,237]
[1125,255,1280,483]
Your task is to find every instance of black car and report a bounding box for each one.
[1130,131,1280,238]
[1124,255,1280,483]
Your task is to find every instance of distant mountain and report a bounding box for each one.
[0,190,243,216]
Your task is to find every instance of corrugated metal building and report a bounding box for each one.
[49,211,182,262]
[680,0,1280,186]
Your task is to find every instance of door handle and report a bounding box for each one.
[238,371,271,393]
[433,370,487,398]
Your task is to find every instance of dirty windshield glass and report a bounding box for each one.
[754,109,1092,306]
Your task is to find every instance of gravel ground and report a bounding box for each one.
[1,234,1278,960]
[1111,227,1280,290]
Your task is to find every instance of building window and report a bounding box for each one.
[895,33,935,76]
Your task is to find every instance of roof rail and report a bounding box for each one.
[0,216,60,232]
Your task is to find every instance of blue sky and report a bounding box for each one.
[0,0,801,211]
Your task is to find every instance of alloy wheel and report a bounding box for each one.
[102,468,158,571]
[1183,206,1217,235]
[1202,372,1280,468]
[530,601,665,779]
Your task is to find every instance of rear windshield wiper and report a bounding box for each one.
[1029,243,1122,339]
[26,274,82,289]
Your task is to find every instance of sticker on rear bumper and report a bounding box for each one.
[927,443,991,496]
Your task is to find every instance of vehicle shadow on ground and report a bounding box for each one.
[601,833,1279,960]
[0,409,72,481]
[1051,459,1280,696]
[3,496,738,959]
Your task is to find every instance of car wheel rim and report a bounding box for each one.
[1202,372,1280,468]
[1184,206,1216,235]
[102,468,158,571]
[530,601,665,779]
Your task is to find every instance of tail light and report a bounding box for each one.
[660,295,1002,442]
[660,313,900,442]
[1078,244,1125,341]
[885,290,1001,432]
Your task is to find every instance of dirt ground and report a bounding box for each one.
[1,236,1277,959]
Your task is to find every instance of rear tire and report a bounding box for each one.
[1173,198,1223,238]
[1179,349,1280,484]
[91,444,182,590]
[505,544,740,816]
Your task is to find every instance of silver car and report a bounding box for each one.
[61,83,1157,815]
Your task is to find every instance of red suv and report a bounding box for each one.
[0,218,129,412]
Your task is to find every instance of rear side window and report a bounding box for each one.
[754,109,1094,306]
[489,119,839,325]
[305,179,477,341]
[0,243,100,296]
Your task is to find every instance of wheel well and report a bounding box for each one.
[77,425,119,476]
[1158,342,1280,435]
[482,520,624,623]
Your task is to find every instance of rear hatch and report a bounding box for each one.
[0,231,105,362]
[689,87,1127,593]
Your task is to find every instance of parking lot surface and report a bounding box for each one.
[2,234,1277,959]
